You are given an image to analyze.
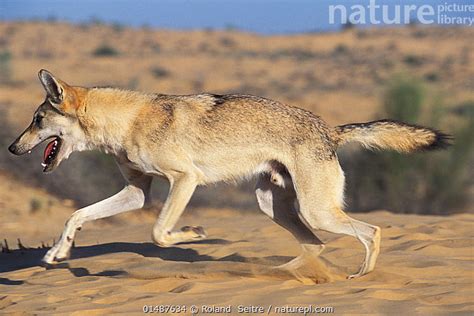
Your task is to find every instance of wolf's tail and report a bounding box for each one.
[335,119,451,153]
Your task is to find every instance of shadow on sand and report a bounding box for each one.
[0,239,233,273]
[0,239,340,285]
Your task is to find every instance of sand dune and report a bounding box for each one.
[1,207,473,314]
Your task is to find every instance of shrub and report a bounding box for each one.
[224,24,238,32]
[333,44,349,55]
[424,72,439,82]
[0,50,12,84]
[92,44,119,57]
[403,54,424,67]
[150,66,170,78]
[383,76,423,123]
[219,36,236,48]
[29,198,42,213]
[342,21,355,31]
[342,77,473,214]
[270,49,317,61]
[112,22,124,33]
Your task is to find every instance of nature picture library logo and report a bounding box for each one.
[329,0,474,26]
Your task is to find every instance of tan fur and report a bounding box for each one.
[8,70,449,278]
[336,120,446,153]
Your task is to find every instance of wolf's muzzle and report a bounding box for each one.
[8,141,24,155]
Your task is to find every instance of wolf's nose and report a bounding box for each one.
[8,143,19,155]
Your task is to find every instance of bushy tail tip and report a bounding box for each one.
[335,119,452,153]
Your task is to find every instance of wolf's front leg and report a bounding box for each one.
[152,173,207,246]
[43,171,152,264]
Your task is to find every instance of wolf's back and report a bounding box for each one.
[335,119,451,153]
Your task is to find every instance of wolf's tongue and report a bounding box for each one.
[43,140,56,162]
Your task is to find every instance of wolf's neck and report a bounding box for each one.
[78,88,153,154]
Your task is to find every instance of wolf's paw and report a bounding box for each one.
[42,243,70,265]
[153,226,208,247]
[180,225,207,240]
[347,264,368,279]
[347,273,361,279]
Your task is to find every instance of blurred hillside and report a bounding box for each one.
[0,21,472,214]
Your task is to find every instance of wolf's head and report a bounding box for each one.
[8,69,88,173]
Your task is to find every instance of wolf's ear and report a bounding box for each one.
[38,69,67,105]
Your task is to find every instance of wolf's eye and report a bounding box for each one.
[34,115,44,126]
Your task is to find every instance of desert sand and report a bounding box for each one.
[1,172,473,315]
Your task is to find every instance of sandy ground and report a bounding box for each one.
[1,194,473,315]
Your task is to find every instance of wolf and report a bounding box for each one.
[8,70,450,278]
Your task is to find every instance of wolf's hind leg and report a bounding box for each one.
[255,172,325,269]
[151,173,206,247]
[291,158,381,278]
[43,166,153,264]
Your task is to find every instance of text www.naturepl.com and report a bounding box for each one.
[143,304,335,314]
[199,304,335,314]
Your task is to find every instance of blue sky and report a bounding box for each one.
[1,0,472,34]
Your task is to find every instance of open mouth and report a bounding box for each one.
[42,137,62,172]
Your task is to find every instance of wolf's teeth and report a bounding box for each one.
[41,163,47,167]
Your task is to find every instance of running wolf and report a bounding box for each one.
[8,70,450,278]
